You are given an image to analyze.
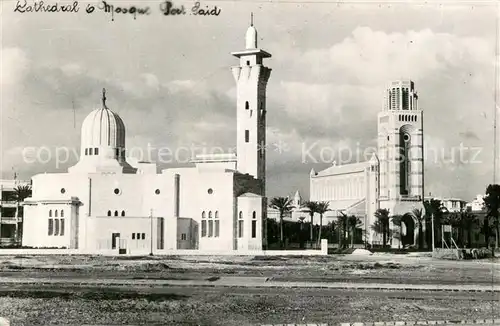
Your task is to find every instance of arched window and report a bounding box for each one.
[85,148,88,155]
[55,210,58,218]
[95,148,99,155]
[121,210,125,216]
[251,211,257,238]
[114,210,118,216]
[245,101,249,110]
[107,210,112,216]
[60,210,64,218]
[201,211,207,237]
[238,211,244,238]
[49,210,52,217]
[214,211,219,237]
[208,211,213,237]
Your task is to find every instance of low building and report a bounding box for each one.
[0,179,31,246]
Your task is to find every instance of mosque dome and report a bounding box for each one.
[245,25,257,49]
[80,89,125,149]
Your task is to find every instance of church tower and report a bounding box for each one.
[231,16,272,196]
[377,80,424,215]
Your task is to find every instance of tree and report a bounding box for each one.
[337,212,349,248]
[301,201,318,242]
[484,184,500,248]
[423,199,446,248]
[374,208,390,247]
[269,197,294,248]
[315,201,330,245]
[411,208,425,250]
[7,185,32,245]
[459,211,478,248]
[347,215,362,248]
[391,214,403,249]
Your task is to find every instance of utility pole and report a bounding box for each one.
[494,2,500,184]
[149,208,153,256]
[431,212,435,252]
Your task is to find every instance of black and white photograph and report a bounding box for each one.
[0,0,499,325]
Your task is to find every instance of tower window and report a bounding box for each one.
[245,101,249,110]
[121,210,125,216]
[114,210,118,216]
[246,60,250,66]
[245,130,250,143]
[95,148,99,155]
[107,210,112,216]
[85,148,88,155]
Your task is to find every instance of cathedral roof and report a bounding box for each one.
[314,161,371,178]
[81,89,125,148]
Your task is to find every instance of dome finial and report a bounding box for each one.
[102,88,107,108]
[250,12,253,26]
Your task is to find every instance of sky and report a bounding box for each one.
[1,0,499,201]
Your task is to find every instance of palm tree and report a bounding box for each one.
[484,184,500,248]
[445,212,463,246]
[374,208,390,248]
[338,212,348,249]
[269,197,294,248]
[412,208,425,250]
[391,214,403,249]
[423,199,446,248]
[347,215,362,248]
[8,185,32,245]
[315,201,330,245]
[460,211,478,248]
[301,201,318,242]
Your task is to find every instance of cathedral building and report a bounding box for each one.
[310,80,425,247]
[22,22,271,254]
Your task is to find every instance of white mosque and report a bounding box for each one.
[310,80,425,247]
[22,22,272,254]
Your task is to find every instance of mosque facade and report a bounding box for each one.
[22,23,271,254]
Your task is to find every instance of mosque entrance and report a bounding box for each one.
[401,214,415,247]
[111,233,120,249]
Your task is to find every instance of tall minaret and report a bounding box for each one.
[378,80,424,207]
[231,15,272,195]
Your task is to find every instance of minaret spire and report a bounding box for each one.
[102,88,107,108]
[250,12,253,26]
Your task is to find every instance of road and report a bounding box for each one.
[0,276,498,325]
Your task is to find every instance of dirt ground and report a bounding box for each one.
[0,254,498,325]
[0,254,498,285]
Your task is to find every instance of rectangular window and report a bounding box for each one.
[245,130,249,143]
[89,148,93,155]
[181,233,187,241]
[238,220,244,238]
[95,148,99,155]
[251,220,257,238]
[132,233,135,240]
[54,219,60,236]
[246,60,250,66]
[215,220,220,237]
[85,148,88,155]
[60,219,65,236]
[208,220,213,237]
[48,219,54,236]
[201,220,207,237]
[141,233,145,240]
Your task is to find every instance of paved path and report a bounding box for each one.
[0,276,498,292]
